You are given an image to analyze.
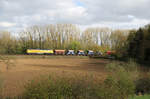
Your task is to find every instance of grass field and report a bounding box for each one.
[130,95,150,99]
[0,55,110,97]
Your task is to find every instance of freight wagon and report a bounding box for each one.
[87,50,94,56]
[77,50,85,56]
[66,50,75,55]
[105,51,116,59]
[106,51,115,55]
[54,50,65,55]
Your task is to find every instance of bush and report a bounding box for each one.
[98,76,135,99]
[135,77,150,95]
[23,75,100,99]
[106,60,139,81]
[97,61,136,99]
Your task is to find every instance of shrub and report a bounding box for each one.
[97,61,136,99]
[23,75,100,99]
[97,76,134,99]
[135,77,150,95]
[106,60,139,81]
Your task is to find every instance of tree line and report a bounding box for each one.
[127,24,150,63]
[0,23,149,63]
[0,24,129,54]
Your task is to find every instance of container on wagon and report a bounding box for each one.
[106,51,115,55]
[77,50,85,56]
[54,50,65,55]
[66,50,75,55]
[106,51,116,59]
[87,50,94,56]
[95,51,102,56]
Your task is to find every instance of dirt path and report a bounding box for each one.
[0,57,110,97]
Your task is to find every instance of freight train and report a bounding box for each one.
[26,49,114,57]
[26,49,96,56]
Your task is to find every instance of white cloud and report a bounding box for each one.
[65,6,87,17]
[0,22,16,27]
[80,17,150,30]
[127,15,135,19]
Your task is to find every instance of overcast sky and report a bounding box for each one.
[0,0,150,32]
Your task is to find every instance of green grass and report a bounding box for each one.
[130,95,150,99]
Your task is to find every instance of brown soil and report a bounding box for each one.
[0,56,110,97]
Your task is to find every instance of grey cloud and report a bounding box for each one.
[80,0,150,22]
[0,0,150,31]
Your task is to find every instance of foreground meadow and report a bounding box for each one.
[0,55,150,99]
[0,55,109,97]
